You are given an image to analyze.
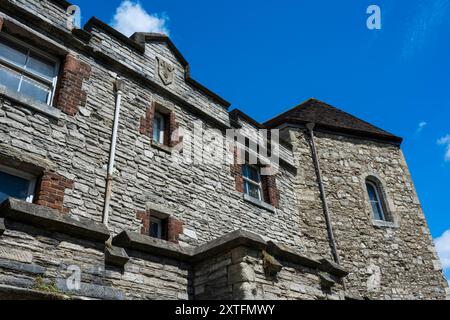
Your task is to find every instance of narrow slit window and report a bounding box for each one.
[366,180,385,221]
[152,112,166,145]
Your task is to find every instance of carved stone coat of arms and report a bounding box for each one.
[156,57,175,86]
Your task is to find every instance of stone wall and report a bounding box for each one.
[0,0,447,300]
[194,246,345,300]
[289,129,449,299]
[0,0,302,252]
[0,201,344,300]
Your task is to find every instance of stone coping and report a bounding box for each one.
[243,194,276,213]
[0,198,348,278]
[0,284,70,300]
[113,229,349,278]
[0,198,110,242]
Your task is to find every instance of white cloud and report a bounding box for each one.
[435,230,450,270]
[111,0,169,37]
[437,135,450,162]
[416,121,427,134]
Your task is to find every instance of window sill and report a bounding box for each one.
[0,86,60,119]
[372,220,399,229]
[243,194,276,213]
[151,141,172,154]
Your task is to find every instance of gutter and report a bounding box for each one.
[306,123,341,265]
[102,77,125,227]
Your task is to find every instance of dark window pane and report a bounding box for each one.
[150,220,161,239]
[0,65,21,92]
[243,165,260,183]
[0,171,30,204]
[27,52,55,79]
[19,76,50,103]
[248,166,260,182]
[0,38,27,67]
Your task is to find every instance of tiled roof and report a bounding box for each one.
[264,98,402,144]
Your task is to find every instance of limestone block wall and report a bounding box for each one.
[0,223,190,300]
[290,129,448,299]
[194,246,345,300]
[9,0,71,32]
[0,0,303,250]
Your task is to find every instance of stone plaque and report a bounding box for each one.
[156,56,174,86]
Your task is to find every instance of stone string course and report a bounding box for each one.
[0,0,447,300]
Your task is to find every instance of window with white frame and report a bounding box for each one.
[242,164,262,201]
[0,33,59,105]
[0,165,36,204]
[152,112,166,145]
[366,180,386,221]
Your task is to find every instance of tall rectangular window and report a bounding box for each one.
[0,165,36,204]
[242,164,262,201]
[152,112,166,145]
[0,34,59,105]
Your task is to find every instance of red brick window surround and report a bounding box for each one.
[139,102,179,148]
[34,172,74,214]
[54,54,91,116]
[261,174,280,208]
[136,210,184,244]
[230,147,280,208]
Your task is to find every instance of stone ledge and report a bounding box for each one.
[372,219,399,229]
[151,141,173,154]
[0,85,61,119]
[266,241,320,269]
[0,284,70,300]
[112,230,193,261]
[0,198,110,242]
[318,259,349,278]
[192,229,267,262]
[105,246,129,268]
[243,194,276,213]
[112,229,349,279]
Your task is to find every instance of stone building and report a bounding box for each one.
[0,0,448,300]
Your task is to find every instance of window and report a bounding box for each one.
[0,165,36,204]
[149,216,168,240]
[242,164,262,201]
[152,112,166,145]
[366,180,385,221]
[0,34,59,105]
[150,217,163,239]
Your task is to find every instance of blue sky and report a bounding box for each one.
[71,0,450,280]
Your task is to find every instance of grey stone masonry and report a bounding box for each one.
[0,0,447,300]
[0,199,346,300]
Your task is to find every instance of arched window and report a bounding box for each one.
[366,179,386,221]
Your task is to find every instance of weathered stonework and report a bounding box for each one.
[0,0,447,300]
